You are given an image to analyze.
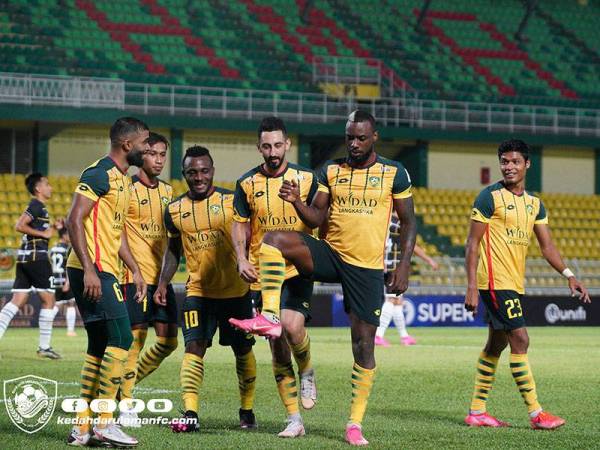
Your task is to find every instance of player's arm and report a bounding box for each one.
[232,220,258,283]
[386,196,417,295]
[413,243,439,270]
[66,193,101,301]
[118,229,147,303]
[279,180,330,228]
[15,210,53,239]
[464,221,487,314]
[534,224,590,302]
[154,236,182,306]
[155,207,182,306]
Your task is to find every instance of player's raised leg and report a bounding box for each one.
[0,292,28,340]
[229,232,314,337]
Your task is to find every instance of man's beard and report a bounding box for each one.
[127,149,145,167]
[348,147,373,164]
[266,157,283,170]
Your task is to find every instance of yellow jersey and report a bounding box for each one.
[471,181,548,294]
[318,155,412,269]
[233,163,321,289]
[122,175,173,285]
[165,187,248,299]
[67,156,132,277]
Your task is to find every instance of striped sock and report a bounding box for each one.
[38,308,55,349]
[135,336,178,384]
[273,361,299,416]
[120,329,147,402]
[97,346,128,427]
[180,353,204,413]
[349,363,376,425]
[76,354,102,433]
[470,352,499,413]
[510,353,542,415]
[290,331,312,375]
[259,243,286,320]
[235,350,257,410]
[66,307,77,333]
[0,302,19,340]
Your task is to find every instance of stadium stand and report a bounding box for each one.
[0,0,598,107]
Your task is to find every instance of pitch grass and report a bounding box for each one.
[1,327,599,449]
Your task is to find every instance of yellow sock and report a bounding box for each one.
[236,350,257,410]
[510,353,542,414]
[273,361,299,416]
[259,243,286,319]
[470,351,499,413]
[76,354,102,433]
[136,335,178,384]
[290,331,312,375]
[97,346,128,427]
[120,328,147,401]
[349,363,376,425]
[180,353,204,413]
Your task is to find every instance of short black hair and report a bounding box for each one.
[58,227,68,239]
[182,145,213,169]
[25,172,44,195]
[497,139,529,161]
[257,116,287,140]
[110,117,149,147]
[347,110,376,130]
[148,132,169,149]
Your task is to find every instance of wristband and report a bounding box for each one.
[561,268,575,279]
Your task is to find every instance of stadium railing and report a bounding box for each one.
[0,72,599,137]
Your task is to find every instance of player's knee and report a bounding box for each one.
[118,329,134,351]
[262,231,286,250]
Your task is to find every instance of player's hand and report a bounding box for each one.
[238,259,258,283]
[132,271,147,304]
[568,277,591,303]
[154,283,168,306]
[278,179,300,203]
[386,264,409,295]
[464,287,479,315]
[428,258,439,270]
[83,268,102,302]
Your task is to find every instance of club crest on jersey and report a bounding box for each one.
[209,205,221,215]
[526,204,534,215]
[368,176,381,187]
[161,197,169,205]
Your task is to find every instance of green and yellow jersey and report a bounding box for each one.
[67,156,132,277]
[165,187,248,299]
[233,163,322,289]
[471,181,548,294]
[122,175,173,285]
[318,156,412,270]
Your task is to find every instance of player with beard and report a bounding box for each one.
[231,110,416,446]
[66,117,149,448]
[230,117,321,438]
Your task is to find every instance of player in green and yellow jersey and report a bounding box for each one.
[464,139,590,430]
[231,110,416,445]
[154,146,257,433]
[231,117,320,438]
[66,117,149,447]
[118,132,178,427]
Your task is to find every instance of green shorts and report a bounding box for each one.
[301,233,384,326]
[480,289,526,331]
[251,276,313,321]
[67,267,128,324]
[121,283,178,326]
[181,293,255,348]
